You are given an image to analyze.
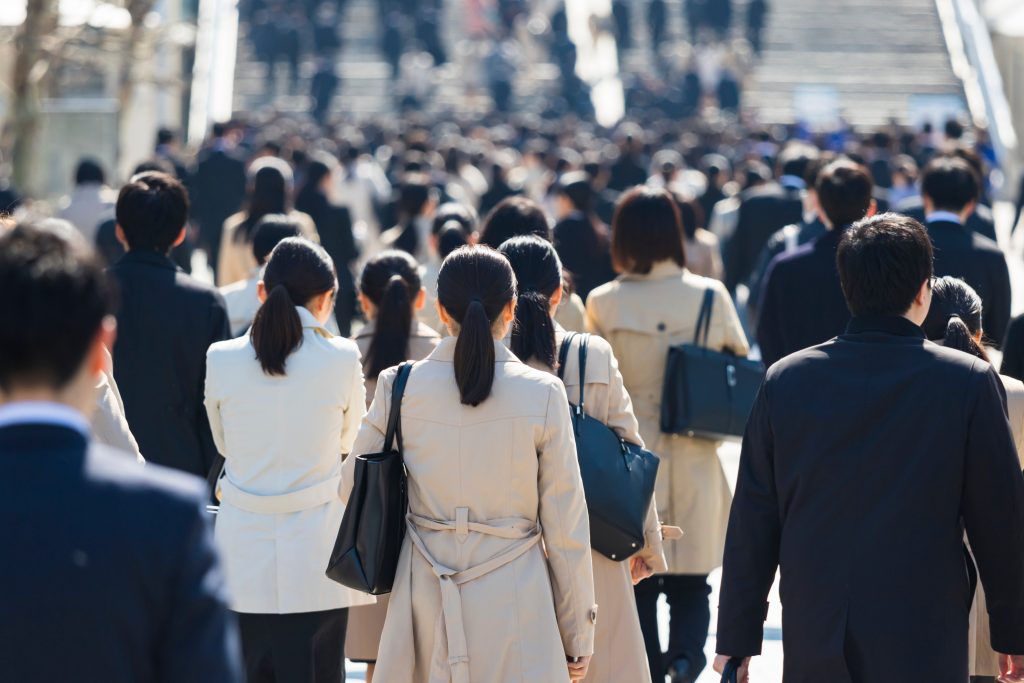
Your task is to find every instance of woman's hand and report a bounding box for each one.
[567,655,591,681]
[629,556,654,585]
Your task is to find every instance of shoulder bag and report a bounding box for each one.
[558,333,660,561]
[326,361,413,595]
[660,288,765,440]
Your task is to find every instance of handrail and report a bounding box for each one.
[936,0,1019,197]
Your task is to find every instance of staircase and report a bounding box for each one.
[744,0,965,126]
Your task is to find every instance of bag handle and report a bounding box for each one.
[557,332,575,382]
[557,332,590,414]
[693,287,715,347]
[720,657,745,683]
[383,362,414,453]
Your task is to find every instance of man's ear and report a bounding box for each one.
[115,224,129,249]
[414,287,427,311]
[171,226,187,248]
[865,199,878,219]
[89,317,117,378]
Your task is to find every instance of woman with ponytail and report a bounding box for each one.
[345,250,440,680]
[500,236,668,683]
[921,275,1024,682]
[342,245,597,683]
[205,237,373,683]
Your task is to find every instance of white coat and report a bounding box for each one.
[205,306,374,614]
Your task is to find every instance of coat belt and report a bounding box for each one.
[406,511,542,683]
[219,475,341,514]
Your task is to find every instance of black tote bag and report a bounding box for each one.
[326,362,413,595]
[660,288,765,440]
[558,333,660,562]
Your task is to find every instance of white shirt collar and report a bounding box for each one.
[925,211,963,225]
[295,306,334,337]
[0,401,90,436]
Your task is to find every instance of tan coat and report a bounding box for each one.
[586,261,749,574]
[345,318,441,663]
[685,228,724,281]
[216,210,319,287]
[342,339,597,683]
[525,328,667,683]
[970,374,1024,676]
[554,291,587,332]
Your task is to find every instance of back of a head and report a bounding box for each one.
[921,156,980,213]
[499,235,562,368]
[921,276,988,361]
[480,196,551,248]
[250,238,337,376]
[556,171,594,214]
[115,171,189,253]
[211,122,228,139]
[436,246,517,406]
[432,202,479,240]
[359,250,422,379]
[815,160,874,229]
[399,174,433,218]
[437,221,471,260]
[0,223,113,394]
[836,213,934,318]
[252,215,303,265]
[611,186,686,275]
[156,128,176,147]
[243,158,293,238]
[75,158,106,187]
[777,142,820,180]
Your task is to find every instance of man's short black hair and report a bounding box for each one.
[75,158,105,186]
[115,172,189,253]
[0,223,113,391]
[156,127,176,147]
[555,171,594,214]
[837,213,934,318]
[777,142,819,180]
[816,160,874,228]
[921,156,980,213]
[252,215,302,265]
[211,122,228,138]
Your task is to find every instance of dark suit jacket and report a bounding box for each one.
[756,228,850,367]
[927,219,1011,345]
[898,198,997,243]
[192,148,246,249]
[552,214,617,301]
[746,218,827,326]
[0,423,242,682]
[718,316,1024,681]
[1002,314,1024,382]
[109,250,230,476]
[725,182,804,292]
[297,192,360,336]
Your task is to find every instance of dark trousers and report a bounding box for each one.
[635,574,711,682]
[238,609,348,683]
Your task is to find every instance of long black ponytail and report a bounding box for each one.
[436,246,517,406]
[499,236,562,368]
[251,237,337,376]
[359,250,422,379]
[921,275,989,362]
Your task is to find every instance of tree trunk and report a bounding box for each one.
[3,0,58,194]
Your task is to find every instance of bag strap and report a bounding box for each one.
[383,362,414,452]
[577,333,589,413]
[557,332,576,382]
[693,287,715,347]
[721,657,744,683]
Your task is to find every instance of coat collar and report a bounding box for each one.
[845,315,926,339]
[620,259,686,282]
[296,306,334,338]
[118,249,179,271]
[426,336,522,364]
[354,319,442,341]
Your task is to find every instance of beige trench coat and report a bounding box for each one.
[345,318,441,663]
[586,261,749,574]
[341,339,597,683]
[970,374,1024,676]
[216,210,319,287]
[525,327,667,683]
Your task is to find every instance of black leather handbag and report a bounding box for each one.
[660,288,765,440]
[325,362,413,595]
[558,333,660,562]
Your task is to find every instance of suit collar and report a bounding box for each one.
[296,306,334,338]
[118,249,180,271]
[621,259,685,282]
[427,336,522,364]
[845,315,926,339]
[926,211,963,226]
[354,319,441,341]
[0,401,90,436]
[0,422,89,453]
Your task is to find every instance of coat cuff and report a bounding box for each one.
[563,605,598,657]
[988,604,1024,655]
[641,530,668,574]
[715,602,769,658]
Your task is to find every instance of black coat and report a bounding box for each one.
[109,250,230,476]
[927,219,1011,346]
[1002,314,1024,382]
[192,148,246,257]
[0,423,242,681]
[718,316,1024,682]
[297,192,360,335]
[725,182,804,292]
[898,197,997,243]
[756,228,850,367]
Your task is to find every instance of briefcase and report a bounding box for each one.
[326,362,413,595]
[660,288,765,440]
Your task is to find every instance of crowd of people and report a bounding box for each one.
[2,105,1024,683]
